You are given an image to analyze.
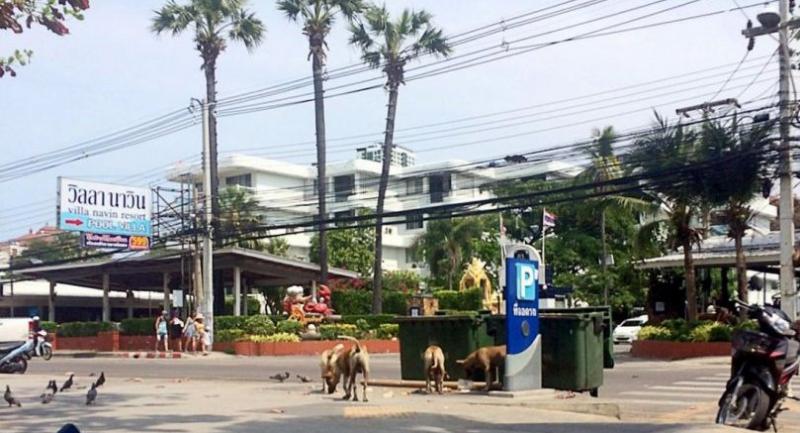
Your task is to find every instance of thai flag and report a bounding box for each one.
[543,209,557,228]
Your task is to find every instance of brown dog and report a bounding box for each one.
[423,345,447,394]
[457,345,506,392]
[320,343,344,394]
[336,336,370,402]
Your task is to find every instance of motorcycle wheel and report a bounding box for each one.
[716,383,770,430]
[41,344,53,361]
[13,357,27,375]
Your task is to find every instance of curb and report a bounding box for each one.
[54,351,184,359]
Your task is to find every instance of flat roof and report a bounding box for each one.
[16,247,358,292]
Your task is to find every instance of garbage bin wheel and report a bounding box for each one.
[590,388,598,398]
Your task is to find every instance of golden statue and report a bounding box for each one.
[459,258,500,314]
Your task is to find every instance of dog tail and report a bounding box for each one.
[338,335,364,353]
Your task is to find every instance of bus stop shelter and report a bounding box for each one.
[16,247,358,321]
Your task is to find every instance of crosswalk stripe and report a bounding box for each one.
[648,385,722,392]
[695,376,729,381]
[714,373,730,378]
[673,380,727,386]
[620,390,719,399]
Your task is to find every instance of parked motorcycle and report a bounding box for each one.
[716,300,800,430]
[0,340,32,374]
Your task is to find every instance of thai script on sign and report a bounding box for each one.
[65,183,147,210]
[512,303,537,317]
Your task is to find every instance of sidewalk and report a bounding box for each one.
[53,350,231,359]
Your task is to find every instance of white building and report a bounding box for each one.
[175,150,581,272]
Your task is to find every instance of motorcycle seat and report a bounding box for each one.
[0,341,24,353]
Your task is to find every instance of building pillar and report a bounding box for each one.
[163,272,171,313]
[126,290,134,318]
[311,280,318,301]
[102,273,110,322]
[243,278,249,317]
[48,281,56,322]
[233,266,242,317]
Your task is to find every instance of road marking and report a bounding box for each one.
[648,385,721,392]
[714,373,730,378]
[695,376,729,381]
[620,390,719,399]
[673,380,727,386]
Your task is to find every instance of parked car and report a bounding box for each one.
[612,315,648,344]
[0,318,32,344]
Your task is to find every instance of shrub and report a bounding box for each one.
[40,321,58,333]
[216,316,247,331]
[709,324,733,342]
[382,291,411,315]
[354,318,370,333]
[120,318,155,336]
[262,332,301,343]
[58,322,114,338]
[319,324,359,340]
[276,319,303,335]
[434,288,482,311]
[242,315,275,336]
[638,326,673,341]
[340,314,395,329]
[735,320,759,332]
[331,290,372,315]
[216,329,247,343]
[688,323,714,342]
[377,324,399,340]
[382,270,420,292]
[434,290,461,310]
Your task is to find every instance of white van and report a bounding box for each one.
[0,318,31,343]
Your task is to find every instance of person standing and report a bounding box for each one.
[169,311,184,353]
[194,314,207,354]
[154,310,169,352]
[183,314,197,354]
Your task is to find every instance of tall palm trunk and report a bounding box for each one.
[311,46,328,284]
[734,233,748,305]
[682,238,698,321]
[600,208,609,305]
[372,80,399,314]
[203,58,220,246]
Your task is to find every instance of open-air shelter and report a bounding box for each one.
[16,247,358,321]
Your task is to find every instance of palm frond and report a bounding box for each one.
[151,1,196,36]
[411,27,450,58]
[332,0,364,21]
[349,22,374,50]
[363,3,388,34]
[409,9,431,34]
[361,50,382,68]
[228,9,265,50]
[276,0,305,21]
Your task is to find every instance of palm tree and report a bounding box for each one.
[217,187,269,250]
[277,0,364,285]
[350,4,451,313]
[580,126,649,305]
[700,118,774,307]
[633,114,706,321]
[152,0,265,243]
[414,217,483,291]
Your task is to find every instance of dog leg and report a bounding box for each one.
[485,367,492,393]
[362,370,369,402]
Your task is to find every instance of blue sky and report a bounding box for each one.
[0,0,783,239]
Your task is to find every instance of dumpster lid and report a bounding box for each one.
[394,315,483,323]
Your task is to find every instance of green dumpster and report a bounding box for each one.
[395,315,495,380]
[542,307,614,369]
[540,311,604,395]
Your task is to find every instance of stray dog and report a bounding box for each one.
[423,345,447,394]
[337,336,370,402]
[320,343,344,394]
[457,345,506,392]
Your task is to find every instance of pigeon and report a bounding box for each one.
[60,374,74,392]
[41,381,55,404]
[86,383,97,405]
[297,374,312,383]
[269,372,290,382]
[49,380,59,395]
[4,385,21,407]
[95,372,106,388]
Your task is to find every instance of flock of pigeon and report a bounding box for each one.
[268,371,312,383]
[4,372,105,407]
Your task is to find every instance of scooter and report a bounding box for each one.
[0,340,32,374]
[28,329,53,361]
[716,300,800,430]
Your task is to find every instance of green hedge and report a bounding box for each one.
[331,291,372,315]
[216,329,247,343]
[377,324,399,339]
[340,314,396,329]
[120,318,155,336]
[639,319,752,343]
[434,288,483,311]
[276,320,303,335]
[40,321,58,333]
[57,322,114,338]
[216,316,248,331]
[383,291,411,315]
[319,324,359,340]
[241,315,275,336]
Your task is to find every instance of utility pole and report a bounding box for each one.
[201,99,215,341]
[742,2,800,319]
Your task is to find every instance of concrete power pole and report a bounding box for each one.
[777,0,797,320]
[201,100,215,341]
[742,1,799,319]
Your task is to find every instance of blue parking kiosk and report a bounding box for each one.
[503,244,542,390]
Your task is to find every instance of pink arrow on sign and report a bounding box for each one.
[64,219,83,226]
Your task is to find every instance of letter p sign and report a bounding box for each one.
[515,262,538,301]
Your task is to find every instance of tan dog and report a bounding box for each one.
[336,336,370,402]
[423,345,447,394]
[320,343,344,394]
[457,345,506,392]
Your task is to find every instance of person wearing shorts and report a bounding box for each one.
[183,315,197,353]
[155,310,169,352]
